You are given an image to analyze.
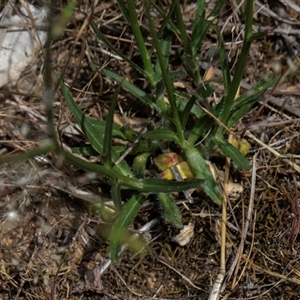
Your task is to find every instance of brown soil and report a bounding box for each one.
[1,0,300,299]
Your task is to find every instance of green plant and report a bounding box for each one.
[0,0,279,262]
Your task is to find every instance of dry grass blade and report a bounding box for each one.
[246,130,300,174]
[226,152,257,289]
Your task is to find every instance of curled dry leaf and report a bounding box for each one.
[173,221,195,246]
[228,182,244,200]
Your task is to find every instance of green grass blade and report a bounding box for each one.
[176,91,204,119]
[154,24,173,81]
[102,68,160,112]
[219,0,254,125]
[214,25,231,95]
[231,78,279,111]
[60,80,103,153]
[127,0,156,86]
[61,79,127,147]
[191,0,226,55]
[115,0,130,22]
[158,193,183,228]
[173,0,193,56]
[227,77,279,127]
[214,136,250,170]
[148,0,178,34]
[190,0,206,55]
[90,20,145,76]
[60,80,132,177]
[187,115,215,145]
[109,193,146,262]
[156,70,186,102]
[103,84,122,167]
[181,95,197,129]
[111,184,123,214]
[181,54,201,83]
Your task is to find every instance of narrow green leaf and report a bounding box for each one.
[214,136,250,170]
[127,0,156,86]
[227,101,256,128]
[134,139,160,154]
[109,194,146,262]
[60,80,126,154]
[191,0,206,39]
[158,193,183,228]
[191,0,226,56]
[196,83,217,98]
[120,124,138,143]
[175,91,203,119]
[115,0,130,22]
[232,78,279,110]
[183,144,221,205]
[102,68,160,112]
[214,25,231,95]
[90,20,145,76]
[61,79,132,177]
[190,0,206,55]
[148,0,178,35]
[187,115,215,145]
[111,184,123,214]
[219,0,254,125]
[173,0,193,56]
[228,78,279,127]
[155,24,173,81]
[88,118,127,141]
[144,128,180,143]
[181,95,197,129]
[103,84,122,167]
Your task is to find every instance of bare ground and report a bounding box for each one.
[1,0,300,299]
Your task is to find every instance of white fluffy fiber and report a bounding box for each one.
[0,0,48,87]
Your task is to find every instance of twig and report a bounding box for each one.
[228,153,257,289]
[246,257,300,285]
[255,1,300,25]
[208,153,231,300]
[246,130,300,174]
[156,258,207,292]
[289,173,300,248]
